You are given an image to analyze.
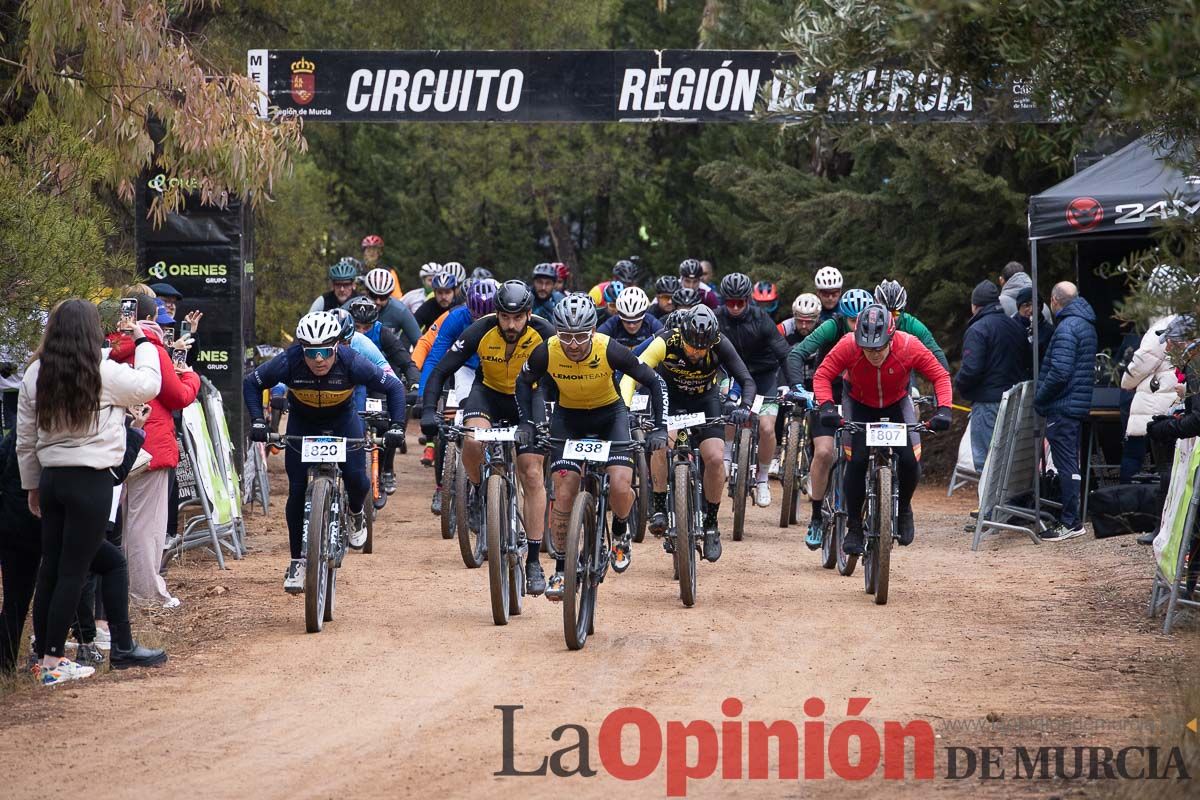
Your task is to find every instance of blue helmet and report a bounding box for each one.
[837,288,874,318]
[602,280,625,303]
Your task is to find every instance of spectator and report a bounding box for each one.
[0,428,39,672]
[16,299,163,684]
[150,282,182,320]
[107,295,200,608]
[999,263,1054,327]
[955,280,1031,471]
[1119,313,1184,482]
[1015,285,1053,359]
[1034,282,1098,541]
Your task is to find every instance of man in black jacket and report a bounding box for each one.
[955,280,1031,470]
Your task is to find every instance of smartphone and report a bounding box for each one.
[162,329,174,347]
[120,297,137,321]
[180,320,193,339]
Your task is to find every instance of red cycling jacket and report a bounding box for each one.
[814,330,952,409]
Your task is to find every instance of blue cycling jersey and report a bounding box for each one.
[418,305,479,395]
[597,314,662,349]
[244,343,406,424]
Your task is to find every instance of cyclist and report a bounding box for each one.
[752,281,781,321]
[310,261,359,313]
[531,262,564,319]
[873,279,950,372]
[244,311,406,592]
[623,304,756,561]
[813,266,844,322]
[418,280,498,507]
[411,273,461,374]
[420,282,555,595]
[361,234,404,301]
[414,267,463,329]
[786,288,873,548]
[402,262,440,314]
[716,273,800,508]
[442,262,468,291]
[352,268,422,349]
[648,275,679,321]
[514,294,668,600]
[471,267,495,283]
[814,305,952,555]
[588,259,641,306]
[597,286,662,348]
[678,259,720,308]
[553,262,570,293]
[779,293,822,346]
[596,281,624,327]
[348,297,418,387]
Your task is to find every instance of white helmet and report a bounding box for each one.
[419,262,441,279]
[443,261,467,286]
[295,311,342,345]
[814,266,843,290]
[363,267,396,296]
[792,293,821,318]
[615,286,650,321]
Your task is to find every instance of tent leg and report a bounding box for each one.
[1030,240,1041,529]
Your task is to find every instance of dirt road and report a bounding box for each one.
[1,447,1195,799]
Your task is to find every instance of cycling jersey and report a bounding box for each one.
[244,344,406,424]
[414,296,460,330]
[401,286,429,314]
[646,302,672,321]
[360,322,418,386]
[895,312,950,372]
[517,333,666,422]
[623,328,755,401]
[341,296,420,349]
[419,306,480,395]
[423,314,555,404]
[412,309,450,370]
[596,313,663,349]
[778,317,817,346]
[716,305,797,385]
[813,331,952,410]
[309,290,348,314]
[531,290,564,321]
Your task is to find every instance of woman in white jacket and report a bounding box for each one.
[17,300,161,685]
[1119,314,1180,481]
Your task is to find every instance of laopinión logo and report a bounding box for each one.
[495,700,1192,797]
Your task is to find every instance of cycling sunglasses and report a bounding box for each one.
[367,292,391,301]
[817,289,841,298]
[558,331,594,346]
[724,299,748,310]
[302,346,336,360]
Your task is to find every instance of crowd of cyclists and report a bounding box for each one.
[244,234,953,603]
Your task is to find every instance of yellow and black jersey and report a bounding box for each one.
[620,328,756,401]
[516,333,667,424]
[422,313,555,403]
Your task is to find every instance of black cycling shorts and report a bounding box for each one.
[749,368,779,415]
[812,395,857,439]
[462,382,542,456]
[666,389,723,443]
[549,400,634,473]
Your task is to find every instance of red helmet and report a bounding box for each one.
[752,281,779,303]
[553,262,570,280]
[361,234,384,248]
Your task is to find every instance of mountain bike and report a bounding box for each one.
[836,417,931,605]
[727,408,758,542]
[436,393,467,543]
[443,422,528,625]
[541,435,641,650]
[269,430,380,633]
[629,408,652,545]
[666,412,731,608]
[777,395,814,529]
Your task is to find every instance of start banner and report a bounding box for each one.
[247,50,1052,124]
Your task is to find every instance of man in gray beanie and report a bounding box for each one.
[956,279,1031,470]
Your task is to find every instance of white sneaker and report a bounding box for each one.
[162,596,181,610]
[768,458,780,478]
[94,627,111,651]
[39,658,95,686]
[348,511,368,549]
[284,559,305,593]
[754,481,772,507]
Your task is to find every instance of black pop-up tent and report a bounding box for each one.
[1020,137,1200,531]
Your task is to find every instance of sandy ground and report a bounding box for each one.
[0,445,1196,799]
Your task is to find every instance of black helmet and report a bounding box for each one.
[874,279,908,312]
[471,267,494,281]
[719,272,752,300]
[348,296,378,325]
[496,280,534,313]
[682,305,720,348]
[672,286,701,309]
[679,258,703,278]
[613,259,639,284]
[854,304,895,349]
[552,293,598,333]
[655,275,680,295]
[330,308,355,342]
[532,262,558,280]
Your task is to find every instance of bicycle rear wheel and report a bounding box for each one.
[779,416,801,528]
[873,466,893,605]
[362,483,376,555]
[632,431,649,543]
[486,475,510,625]
[732,427,751,541]
[835,470,857,577]
[820,475,838,570]
[674,463,697,607]
[456,467,485,568]
[563,491,597,650]
[508,472,526,617]
[440,440,459,539]
[304,477,334,633]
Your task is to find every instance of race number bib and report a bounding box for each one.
[365,398,384,413]
[666,412,707,430]
[630,394,649,412]
[865,423,906,448]
[301,436,347,463]
[563,439,611,462]
[454,409,464,425]
[751,395,765,414]
[473,427,516,442]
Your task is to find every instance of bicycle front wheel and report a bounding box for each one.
[632,430,649,543]
[732,427,751,541]
[674,463,697,607]
[440,440,459,540]
[779,416,801,529]
[563,490,598,650]
[873,465,893,605]
[486,475,510,625]
[304,477,335,633]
